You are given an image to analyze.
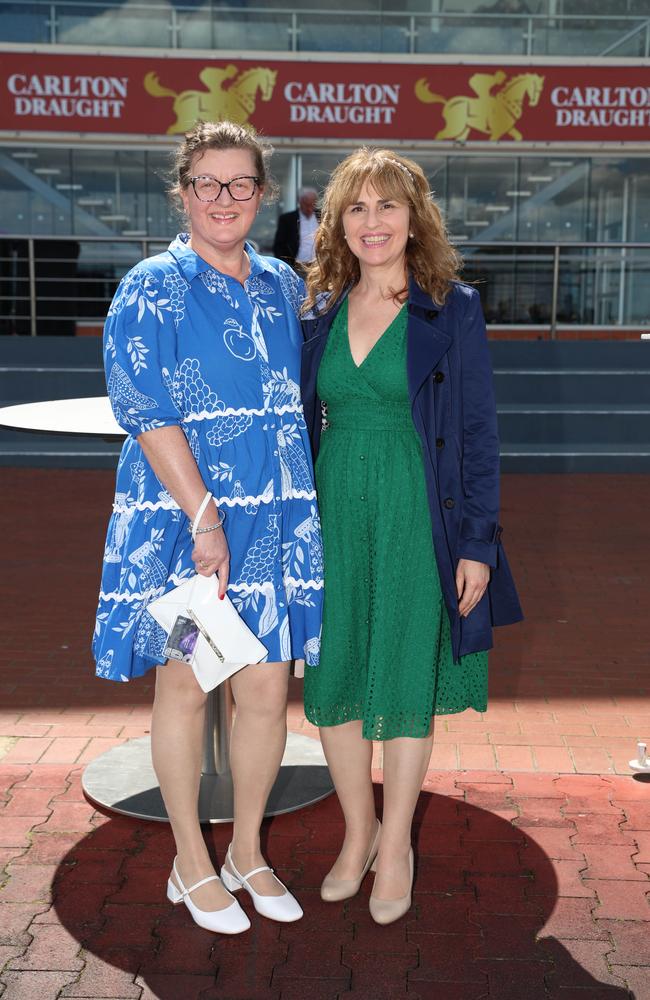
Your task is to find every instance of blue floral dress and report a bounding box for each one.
[93,234,323,682]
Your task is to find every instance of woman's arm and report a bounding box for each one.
[455,287,500,617]
[138,425,229,595]
[103,265,229,595]
[458,287,501,568]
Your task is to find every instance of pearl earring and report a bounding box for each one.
[409,231,414,238]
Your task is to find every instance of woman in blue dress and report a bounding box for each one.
[93,121,323,934]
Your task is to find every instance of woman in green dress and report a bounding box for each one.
[300,149,522,924]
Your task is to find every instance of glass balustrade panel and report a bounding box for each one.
[209,11,292,51]
[415,18,528,56]
[1,1,50,42]
[622,248,650,326]
[516,156,590,243]
[535,18,643,57]
[55,2,171,46]
[462,247,556,326]
[447,155,517,243]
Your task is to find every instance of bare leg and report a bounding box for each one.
[226,660,290,895]
[372,726,434,899]
[151,658,233,911]
[320,721,377,879]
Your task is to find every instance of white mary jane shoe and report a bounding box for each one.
[166,857,250,935]
[220,844,303,923]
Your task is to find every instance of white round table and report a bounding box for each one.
[0,397,333,822]
[0,396,123,437]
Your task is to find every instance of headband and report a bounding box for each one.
[383,158,415,182]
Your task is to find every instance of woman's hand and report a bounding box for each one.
[456,558,490,617]
[192,528,230,598]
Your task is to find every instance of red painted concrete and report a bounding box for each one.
[1,470,649,998]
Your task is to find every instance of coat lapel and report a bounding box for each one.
[406,276,453,404]
[301,293,347,448]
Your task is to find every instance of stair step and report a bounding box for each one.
[0,367,106,403]
[494,368,650,375]
[493,371,650,404]
[0,437,120,469]
[501,442,650,455]
[489,340,650,368]
[497,403,650,412]
[500,441,650,473]
[497,405,650,444]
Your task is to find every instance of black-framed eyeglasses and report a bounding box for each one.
[189,175,260,202]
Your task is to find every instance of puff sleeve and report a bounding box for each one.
[103,265,184,436]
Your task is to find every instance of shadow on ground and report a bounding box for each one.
[35,788,635,1000]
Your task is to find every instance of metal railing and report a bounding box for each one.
[1,235,650,338]
[462,240,650,336]
[0,235,165,337]
[1,1,648,57]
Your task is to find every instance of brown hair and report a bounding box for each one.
[168,119,278,205]
[303,147,461,313]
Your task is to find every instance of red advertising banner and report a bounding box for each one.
[2,51,650,143]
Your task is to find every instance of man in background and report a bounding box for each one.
[272,187,319,271]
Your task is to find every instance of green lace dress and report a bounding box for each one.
[303,299,488,741]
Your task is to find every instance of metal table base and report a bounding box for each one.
[82,683,334,823]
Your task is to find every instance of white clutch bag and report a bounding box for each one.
[147,493,267,692]
[148,574,267,692]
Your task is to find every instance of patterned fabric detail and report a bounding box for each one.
[206,413,253,447]
[163,272,190,327]
[169,358,220,414]
[106,364,161,433]
[107,267,172,324]
[278,265,304,317]
[263,367,301,410]
[93,235,322,682]
[199,268,238,308]
[133,612,167,658]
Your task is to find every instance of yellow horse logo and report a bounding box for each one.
[144,65,277,134]
[415,71,545,141]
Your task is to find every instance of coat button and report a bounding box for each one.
[436,437,445,448]
[443,497,455,509]
[434,371,445,383]
[425,309,438,321]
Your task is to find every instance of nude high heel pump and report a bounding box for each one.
[320,820,381,903]
[369,847,414,925]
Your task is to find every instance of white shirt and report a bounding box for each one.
[296,210,319,263]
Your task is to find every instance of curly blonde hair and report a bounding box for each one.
[303,148,461,313]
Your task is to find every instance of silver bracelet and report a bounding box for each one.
[188,507,225,535]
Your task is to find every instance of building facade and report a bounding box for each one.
[1,0,649,335]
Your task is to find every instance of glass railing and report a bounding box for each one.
[463,243,650,333]
[0,2,648,57]
[2,236,649,337]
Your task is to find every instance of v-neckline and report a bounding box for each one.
[346,299,406,370]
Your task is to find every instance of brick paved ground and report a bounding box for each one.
[1,469,649,999]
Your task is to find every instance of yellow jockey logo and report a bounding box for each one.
[144,65,278,134]
[415,71,545,141]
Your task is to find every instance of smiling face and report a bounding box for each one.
[180,147,263,266]
[342,180,410,273]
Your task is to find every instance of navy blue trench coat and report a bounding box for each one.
[300,276,523,662]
